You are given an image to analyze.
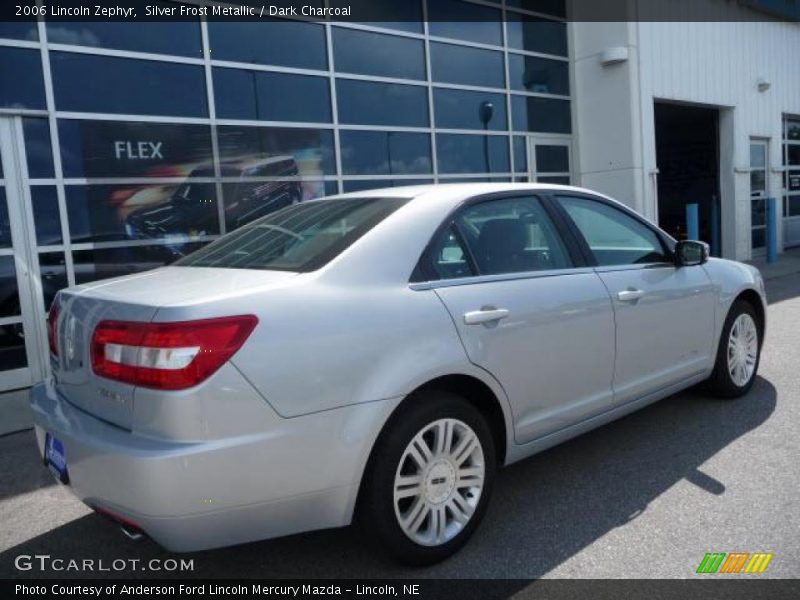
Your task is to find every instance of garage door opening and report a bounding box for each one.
[655,102,721,255]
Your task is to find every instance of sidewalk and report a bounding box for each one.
[747,246,800,281]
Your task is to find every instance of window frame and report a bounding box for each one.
[410,190,586,285]
[549,191,676,269]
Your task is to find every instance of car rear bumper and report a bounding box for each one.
[30,381,400,552]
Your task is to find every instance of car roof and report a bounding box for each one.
[322,182,618,207]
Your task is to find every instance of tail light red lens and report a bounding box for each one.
[91,315,258,390]
[47,303,59,357]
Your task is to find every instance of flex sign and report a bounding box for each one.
[114,141,164,160]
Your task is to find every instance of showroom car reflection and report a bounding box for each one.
[124,156,303,242]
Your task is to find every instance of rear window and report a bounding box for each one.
[176,196,407,272]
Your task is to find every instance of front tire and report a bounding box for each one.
[358,391,496,565]
[705,299,761,398]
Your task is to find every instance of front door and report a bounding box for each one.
[750,139,769,255]
[425,194,615,445]
[0,116,47,392]
[555,193,716,404]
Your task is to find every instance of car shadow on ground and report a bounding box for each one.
[0,377,777,579]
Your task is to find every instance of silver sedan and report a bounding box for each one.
[32,184,766,565]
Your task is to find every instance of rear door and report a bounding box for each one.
[554,193,716,403]
[420,194,616,445]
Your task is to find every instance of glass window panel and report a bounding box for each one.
[786,144,800,167]
[31,186,62,246]
[436,134,510,174]
[456,195,572,274]
[786,171,800,192]
[508,54,569,95]
[0,321,27,370]
[0,48,46,109]
[22,117,55,178]
[507,14,568,57]
[332,0,423,32]
[39,252,68,311]
[0,21,39,41]
[786,120,800,141]
[340,131,432,175]
[512,96,572,133]
[73,242,207,285]
[208,20,327,70]
[506,0,567,18]
[750,170,766,195]
[337,80,429,127]
[786,195,800,217]
[222,179,332,231]
[51,53,207,117]
[513,136,527,172]
[46,16,201,56]
[750,143,766,168]
[560,195,668,265]
[0,189,11,248]
[535,145,569,172]
[430,43,505,89]
[66,183,219,244]
[342,179,432,193]
[333,28,425,80]
[751,227,765,249]
[751,198,766,227]
[537,175,570,184]
[427,0,502,45]
[216,125,336,177]
[214,68,331,123]
[59,120,213,179]
[0,256,21,318]
[434,89,507,131]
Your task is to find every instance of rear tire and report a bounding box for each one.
[358,391,496,565]
[705,299,761,398]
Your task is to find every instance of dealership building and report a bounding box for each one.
[0,0,799,398]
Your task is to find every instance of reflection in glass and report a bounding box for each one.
[535,145,569,172]
[512,96,571,133]
[0,256,21,318]
[342,179,432,193]
[58,120,214,178]
[536,175,570,184]
[786,145,800,167]
[66,183,219,244]
[332,0,423,32]
[216,125,336,177]
[507,0,567,18]
[39,252,68,311]
[751,198,766,227]
[751,227,765,249]
[337,80,429,127]
[0,321,26,370]
[73,242,207,285]
[214,68,331,123]
[208,20,327,70]
[23,118,55,179]
[46,17,202,56]
[508,54,569,95]
[430,43,505,89]
[0,48,46,109]
[340,131,432,176]
[0,190,10,249]
[427,1,502,45]
[51,53,207,117]
[0,21,39,41]
[436,134,510,174]
[333,28,425,80]
[31,186,62,246]
[433,89,507,132]
[506,14,568,57]
[513,136,527,172]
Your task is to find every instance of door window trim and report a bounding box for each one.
[547,191,677,270]
[409,189,589,287]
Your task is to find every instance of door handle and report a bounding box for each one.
[464,308,510,325]
[617,289,645,302]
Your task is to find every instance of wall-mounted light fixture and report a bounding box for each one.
[600,46,629,67]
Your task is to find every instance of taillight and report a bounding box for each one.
[47,303,59,357]
[90,315,258,390]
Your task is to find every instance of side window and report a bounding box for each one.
[457,196,572,275]
[427,225,474,280]
[559,196,669,266]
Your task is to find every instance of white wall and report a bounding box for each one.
[572,1,800,260]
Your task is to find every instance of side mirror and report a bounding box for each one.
[675,240,709,267]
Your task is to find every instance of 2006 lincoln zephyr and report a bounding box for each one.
[32,183,766,564]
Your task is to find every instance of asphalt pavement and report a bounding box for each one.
[1,275,798,580]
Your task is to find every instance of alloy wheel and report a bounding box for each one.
[727,313,758,387]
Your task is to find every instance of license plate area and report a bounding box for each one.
[44,433,69,485]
